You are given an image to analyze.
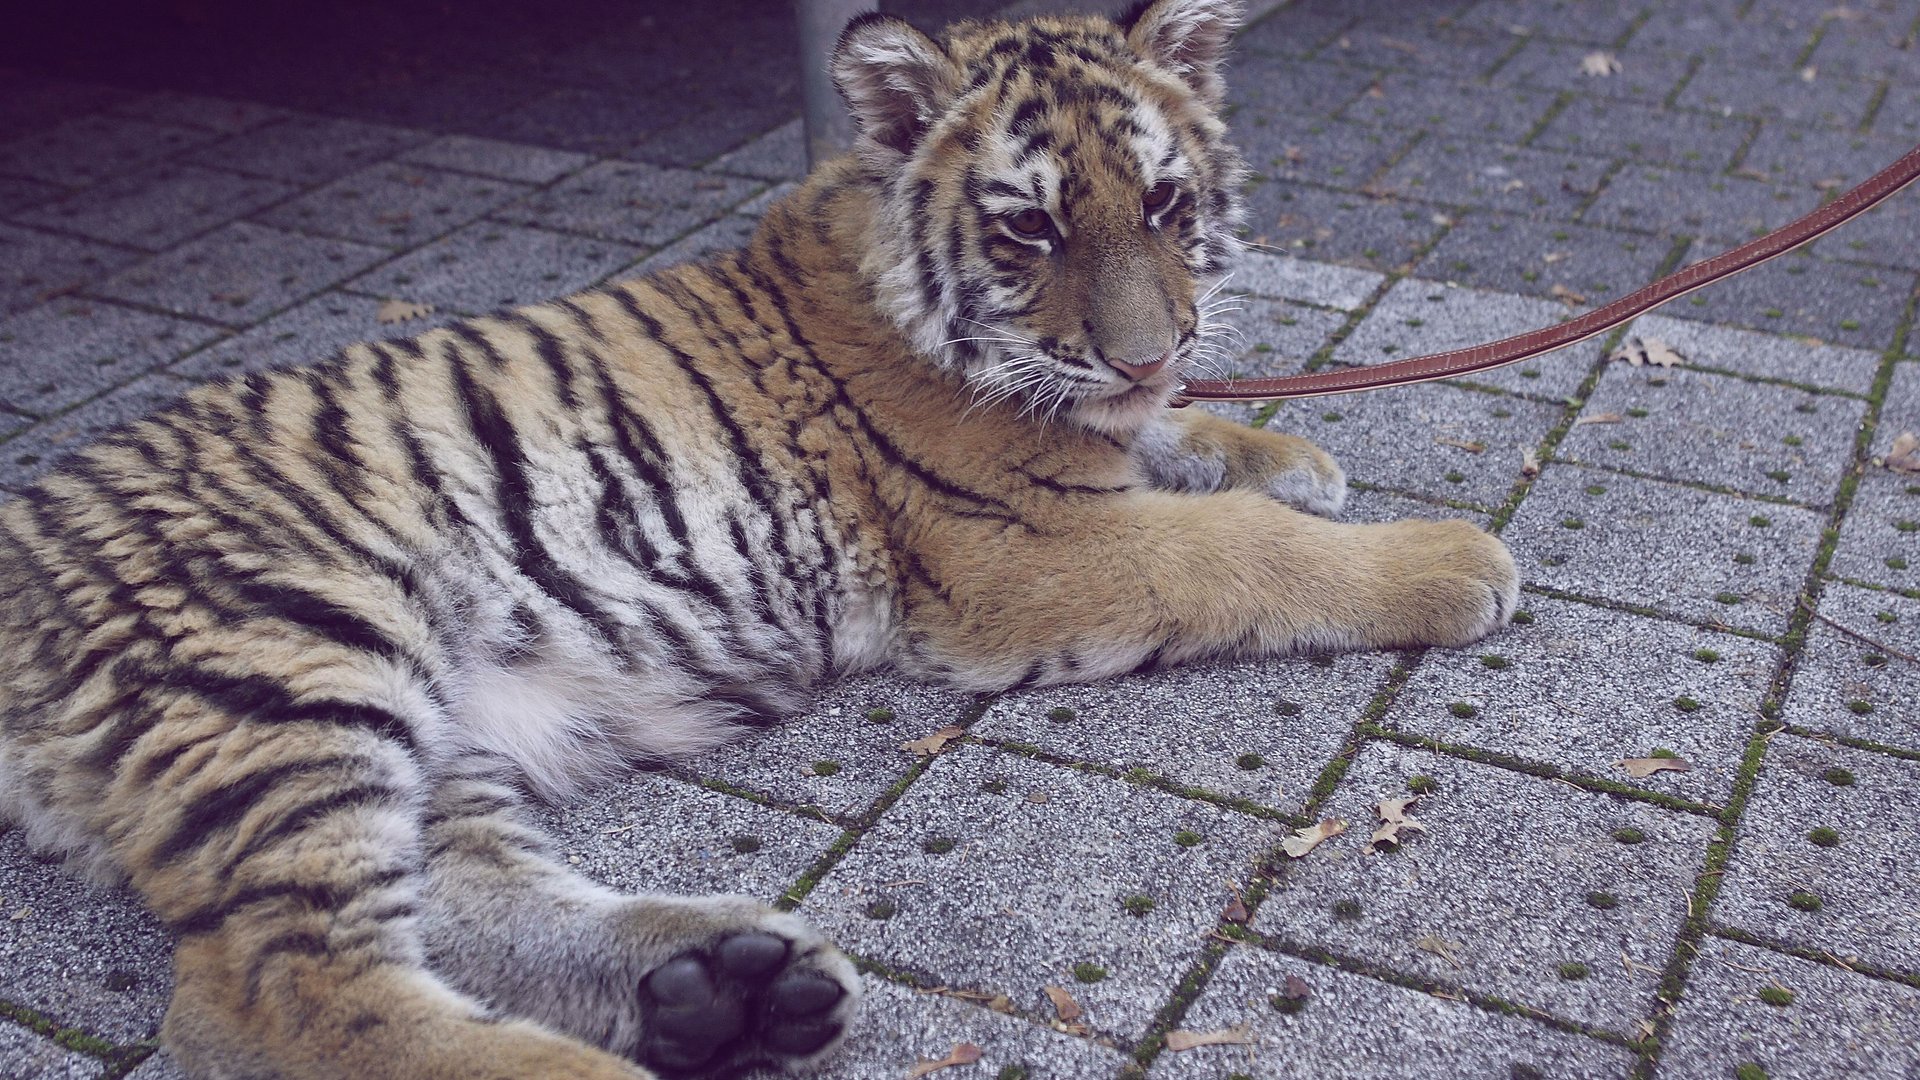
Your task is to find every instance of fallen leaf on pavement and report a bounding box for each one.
[1542,250,1571,264]
[1043,985,1083,1022]
[1732,166,1773,182]
[1165,1022,1254,1052]
[1221,894,1251,924]
[1619,756,1692,778]
[1813,176,1846,191]
[376,298,436,325]
[1280,974,1311,1001]
[1371,795,1429,848]
[1610,336,1685,368]
[1800,65,1818,82]
[1550,284,1588,306]
[1574,412,1625,426]
[901,725,966,757]
[1580,50,1622,77]
[1281,819,1347,858]
[1884,431,1920,474]
[1417,934,1465,969]
[907,1042,982,1078]
[1435,436,1487,454]
[1521,448,1542,478]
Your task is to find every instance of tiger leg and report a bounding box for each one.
[1132,409,1346,516]
[906,488,1515,687]
[416,753,859,1076]
[133,721,645,1080]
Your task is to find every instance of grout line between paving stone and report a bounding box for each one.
[1708,923,1920,989]
[1518,583,1783,644]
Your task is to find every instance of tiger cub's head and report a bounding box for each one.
[832,0,1248,435]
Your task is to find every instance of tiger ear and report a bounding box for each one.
[832,13,962,157]
[1119,0,1243,106]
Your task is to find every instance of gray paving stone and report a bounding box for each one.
[491,161,760,248]
[167,291,457,382]
[0,299,222,416]
[1148,945,1636,1080]
[108,92,285,134]
[811,975,1127,1080]
[1390,595,1779,805]
[0,831,171,1043]
[1338,487,1490,527]
[1866,83,1920,141]
[1232,10,1356,59]
[1458,0,1645,45]
[1234,117,1412,190]
[627,103,793,171]
[1614,314,1884,394]
[1493,37,1693,103]
[691,672,979,820]
[1370,138,1613,220]
[1333,278,1595,400]
[1341,74,1557,145]
[1660,249,1914,352]
[0,223,139,314]
[623,214,759,278]
[0,1024,102,1080]
[1713,736,1919,978]
[1782,581,1920,753]
[1208,296,1344,377]
[1807,192,1920,273]
[1418,213,1672,305]
[1658,936,1920,1080]
[123,1052,185,1080]
[1232,250,1384,311]
[802,744,1274,1040]
[12,164,299,251]
[477,86,665,158]
[0,409,30,449]
[0,114,215,187]
[701,119,805,182]
[1534,98,1754,171]
[731,181,797,221]
[0,375,191,490]
[525,773,841,902]
[1622,5,1812,61]
[344,222,642,316]
[396,135,591,186]
[1737,124,1914,188]
[1832,471,1920,592]
[255,162,532,248]
[91,222,388,328]
[1251,742,1717,1034]
[1557,363,1867,505]
[1502,465,1825,635]
[1244,184,1450,274]
[976,653,1395,812]
[185,115,430,184]
[1322,25,1518,76]
[1677,66,1882,130]
[1584,165,1821,246]
[1226,56,1380,119]
[1802,7,1920,81]
[1267,381,1559,508]
[0,175,62,215]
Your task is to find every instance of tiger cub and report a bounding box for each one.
[0,1,1517,1077]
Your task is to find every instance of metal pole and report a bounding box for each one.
[796,0,877,168]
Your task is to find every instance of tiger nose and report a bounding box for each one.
[1109,349,1171,382]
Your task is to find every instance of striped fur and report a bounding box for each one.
[0,3,1516,1078]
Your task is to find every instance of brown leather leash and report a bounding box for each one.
[1172,142,1920,405]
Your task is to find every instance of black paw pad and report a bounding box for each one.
[636,935,846,1076]
[716,932,788,980]
[769,971,844,1018]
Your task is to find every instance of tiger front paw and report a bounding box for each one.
[1375,519,1520,649]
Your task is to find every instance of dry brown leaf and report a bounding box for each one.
[1500,178,1526,193]
[1884,431,1920,474]
[1619,756,1693,778]
[1580,50,1622,77]
[1813,176,1846,191]
[1365,81,1385,99]
[1550,284,1588,306]
[1435,436,1487,454]
[1164,1022,1254,1052]
[1542,250,1571,264]
[1732,166,1773,183]
[376,298,436,325]
[1521,448,1542,478]
[900,725,966,757]
[1280,974,1311,1001]
[1282,144,1305,164]
[1416,934,1465,969]
[1221,895,1251,924]
[1574,412,1625,426]
[907,1042,982,1079]
[1610,336,1685,368]
[1281,818,1347,858]
[1800,65,1819,82]
[1371,795,1429,848]
[1043,985,1083,1022]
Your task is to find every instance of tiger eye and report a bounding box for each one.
[1006,209,1052,238]
[1142,181,1177,212]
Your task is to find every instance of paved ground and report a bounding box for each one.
[2,0,1919,1077]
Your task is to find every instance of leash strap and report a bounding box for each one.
[1172,143,1920,405]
